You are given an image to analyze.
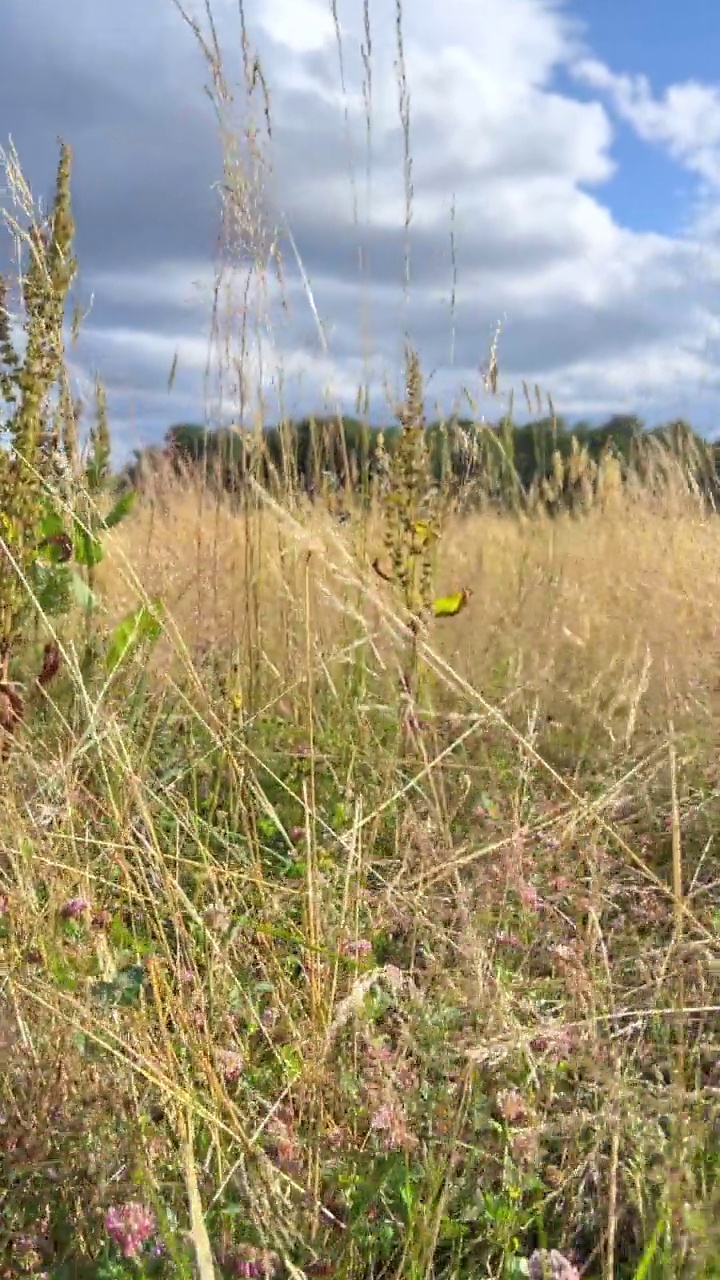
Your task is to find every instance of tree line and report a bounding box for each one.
[122,412,720,509]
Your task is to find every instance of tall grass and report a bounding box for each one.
[0,3,719,1279]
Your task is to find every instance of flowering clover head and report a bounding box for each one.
[528,1249,580,1280]
[216,1046,245,1083]
[105,1201,157,1258]
[340,937,373,960]
[60,896,90,919]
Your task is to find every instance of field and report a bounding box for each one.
[1,10,720,1275]
[1,449,719,1279]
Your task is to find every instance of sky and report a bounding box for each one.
[2,0,720,459]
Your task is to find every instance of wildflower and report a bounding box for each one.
[540,832,562,851]
[325,1123,346,1149]
[511,1128,539,1166]
[105,1201,157,1258]
[382,964,405,994]
[497,1088,529,1125]
[367,1041,394,1065]
[216,1047,245,1083]
[60,896,90,919]
[371,1102,398,1133]
[369,1101,417,1151]
[518,881,543,912]
[551,875,571,893]
[528,1249,580,1280]
[203,903,230,933]
[340,937,373,960]
[266,1113,303,1175]
[553,943,576,963]
[12,1225,53,1267]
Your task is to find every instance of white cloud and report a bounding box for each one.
[77,303,365,423]
[572,58,720,188]
[12,0,720,442]
[230,0,720,424]
[256,0,336,54]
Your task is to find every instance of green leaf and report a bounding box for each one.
[91,964,145,1007]
[72,519,104,567]
[103,489,137,530]
[106,598,164,675]
[39,509,66,540]
[278,1044,302,1083]
[69,572,98,611]
[31,564,73,616]
[632,1215,667,1280]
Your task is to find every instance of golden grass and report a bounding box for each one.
[104,469,720,751]
[1,469,720,1276]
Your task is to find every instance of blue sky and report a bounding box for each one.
[555,69,695,237]
[578,0,718,88]
[567,0,717,236]
[2,0,720,454]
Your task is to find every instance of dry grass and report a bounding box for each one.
[1,0,719,1274]
[104,465,720,746]
[1,463,719,1278]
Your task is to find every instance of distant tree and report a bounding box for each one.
[120,410,720,514]
[165,423,206,465]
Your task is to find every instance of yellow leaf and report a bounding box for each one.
[411,520,438,548]
[432,588,471,618]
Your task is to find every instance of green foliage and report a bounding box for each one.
[0,141,78,657]
[106,599,164,676]
[103,490,137,530]
[0,142,140,759]
[91,964,146,1008]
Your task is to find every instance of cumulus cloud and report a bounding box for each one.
[572,58,720,189]
[2,0,720,456]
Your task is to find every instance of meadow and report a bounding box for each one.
[0,14,719,1278]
